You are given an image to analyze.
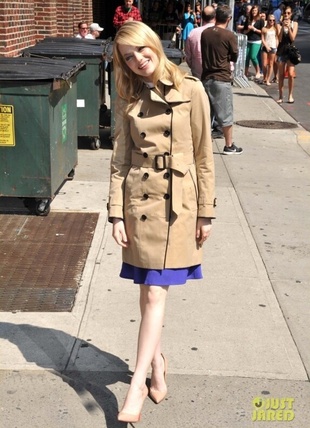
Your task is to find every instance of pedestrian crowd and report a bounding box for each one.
[235,2,298,102]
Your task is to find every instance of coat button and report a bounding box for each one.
[141,214,147,221]
[163,130,170,137]
[163,194,170,200]
[164,151,169,155]
[143,193,149,199]
[137,112,144,117]
[143,152,148,158]
[140,132,146,139]
[165,108,172,115]
[163,172,170,179]
[143,172,149,179]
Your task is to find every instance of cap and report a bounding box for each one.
[89,23,104,32]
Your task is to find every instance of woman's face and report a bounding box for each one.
[283,8,292,19]
[252,6,259,16]
[119,44,159,82]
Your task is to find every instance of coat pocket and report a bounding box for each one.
[183,167,198,212]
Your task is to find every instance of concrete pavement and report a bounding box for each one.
[0,77,310,428]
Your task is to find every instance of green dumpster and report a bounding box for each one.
[39,37,111,110]
[0,57,84,215]
[23,40,109,150]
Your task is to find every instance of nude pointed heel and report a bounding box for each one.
[117,384,148,423]
[149,354,168,404]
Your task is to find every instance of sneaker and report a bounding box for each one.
[223,144,243,155]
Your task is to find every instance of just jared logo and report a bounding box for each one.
[252,397,295,422]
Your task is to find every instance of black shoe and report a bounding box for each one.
[223,144,243,155]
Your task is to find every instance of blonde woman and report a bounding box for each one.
[109,21,215,423]
[261,14,278,85]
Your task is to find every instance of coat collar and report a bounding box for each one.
[145,78,191,104]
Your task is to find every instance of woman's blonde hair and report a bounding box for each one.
[113,21,186,103]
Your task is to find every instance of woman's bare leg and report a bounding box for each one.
[119,285,169,415]
[273,57,278,82]
[287,61,295,101]
[262,51,268,82]
[277,62,285,101]
[266,53,275,84]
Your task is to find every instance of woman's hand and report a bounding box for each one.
[112,218,129,248]
[196,217,212,247]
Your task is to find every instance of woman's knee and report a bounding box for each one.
[140,285,168,306]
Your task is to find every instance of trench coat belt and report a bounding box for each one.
[131,151,195,216]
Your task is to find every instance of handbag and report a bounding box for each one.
[287,45,301,65]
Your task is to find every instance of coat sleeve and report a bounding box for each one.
[189,79,216,218]
[108,97,134,222]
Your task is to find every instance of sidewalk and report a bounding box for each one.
[0,79,310,428]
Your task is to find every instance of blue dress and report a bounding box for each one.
[182,12,195,41]
[120,262,203,286]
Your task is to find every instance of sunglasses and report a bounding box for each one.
[269,19,275,21]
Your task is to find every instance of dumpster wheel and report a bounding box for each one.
[67,168,75,180]
[23,198,51,216]
[90,137,101,150]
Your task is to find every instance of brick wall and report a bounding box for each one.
[0,0,36,57]
[0,0,93,57]
[35,0,57,42]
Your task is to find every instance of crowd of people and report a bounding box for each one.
[236,2,299,103]
[143,1,205,45]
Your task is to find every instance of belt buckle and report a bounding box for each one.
[154,154,166,171]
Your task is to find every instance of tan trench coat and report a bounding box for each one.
[108,75,216,269]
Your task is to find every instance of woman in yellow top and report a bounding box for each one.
[108,21,215,423]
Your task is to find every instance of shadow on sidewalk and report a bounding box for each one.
[233,91,271,99]
[1,322,131,428]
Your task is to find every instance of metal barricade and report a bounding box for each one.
[233,33,251,88]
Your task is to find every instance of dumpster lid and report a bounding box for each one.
[0,57,85,81]
[23,41,106,58]
[40,36,110,47]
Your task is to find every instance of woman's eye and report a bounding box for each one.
[125,55,133,62]
[138,46,146,52]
